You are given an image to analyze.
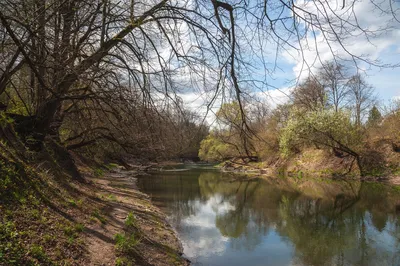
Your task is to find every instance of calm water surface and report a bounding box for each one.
[137,164,400,266]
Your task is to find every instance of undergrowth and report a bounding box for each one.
[0,142,86,265]
[114,212,140,265]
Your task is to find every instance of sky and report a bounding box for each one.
[171,0,400,124]
[283,0,400,102]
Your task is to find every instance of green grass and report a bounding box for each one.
[63,224,84,245]
[30,209,40,219]
[92,210,107,224]
[67,199,77,207]
[43,234,56,244]
[0,220,27,265]
[114,233,139,253]
[115,257,133,266]
[66,198,83,207]
[393,185,400,192]
[125,212,136,227]
[74,223,84,232]
[63,223,84,245]
[30,244,48,262]
[93,168,105,177]
[296,170,303,180]
[365,168,386,177]
[105,163,119,170]
[107,194,117,201]
[277,167,286,179]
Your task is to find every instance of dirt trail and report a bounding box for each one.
[82,170,188,266]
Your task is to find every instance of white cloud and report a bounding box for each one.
[145,0,400,115]
[254,87,293,108]
[178,86,292,126]
[179,197,231,259]
[285,0,400,80]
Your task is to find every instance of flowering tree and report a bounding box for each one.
[280,108,364,173]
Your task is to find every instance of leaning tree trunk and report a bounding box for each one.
[356,155,366,177]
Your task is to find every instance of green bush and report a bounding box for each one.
[280,108,360,157]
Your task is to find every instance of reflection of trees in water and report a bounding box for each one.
[276,183,400,266]
[214,180,266,251]
[200,173,283,250]
[138,171,204,226]
[198,173,400,265]
[277,194,361,266]
[142,171,400,265]
[371,211,387,232]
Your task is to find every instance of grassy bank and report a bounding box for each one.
[0,141,188,266]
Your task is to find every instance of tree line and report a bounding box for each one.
[199,60,400,176]
[0,0,399,164]
[0,0,214,161]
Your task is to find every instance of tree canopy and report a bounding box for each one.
[1,0,399,149]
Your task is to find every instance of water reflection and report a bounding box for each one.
[138,167,400,266]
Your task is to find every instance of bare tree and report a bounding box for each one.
[347,74,376,127]
[0,0,398,151]
[318,62,350,113]
[292,77,326,111]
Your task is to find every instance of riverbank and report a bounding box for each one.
[218,148,400,185]
[0,150,189,265]
[81,166,189,266]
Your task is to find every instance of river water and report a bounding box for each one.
[137,164,400,266]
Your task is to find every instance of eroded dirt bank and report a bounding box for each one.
[81,167,189,266]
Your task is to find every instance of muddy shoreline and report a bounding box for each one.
[218,160,400,186]
[83,167,189,266]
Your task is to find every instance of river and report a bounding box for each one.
[137,164,400,266]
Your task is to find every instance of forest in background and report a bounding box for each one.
[200,61,400,177]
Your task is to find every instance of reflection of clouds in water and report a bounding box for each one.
[210,194,236,214]
[143,172,400,266]
[357,212,400,266]
[179,195,232,259]
[183,236,229,261]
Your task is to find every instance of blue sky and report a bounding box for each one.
[267,0,400,103]
[176,0,400,123]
